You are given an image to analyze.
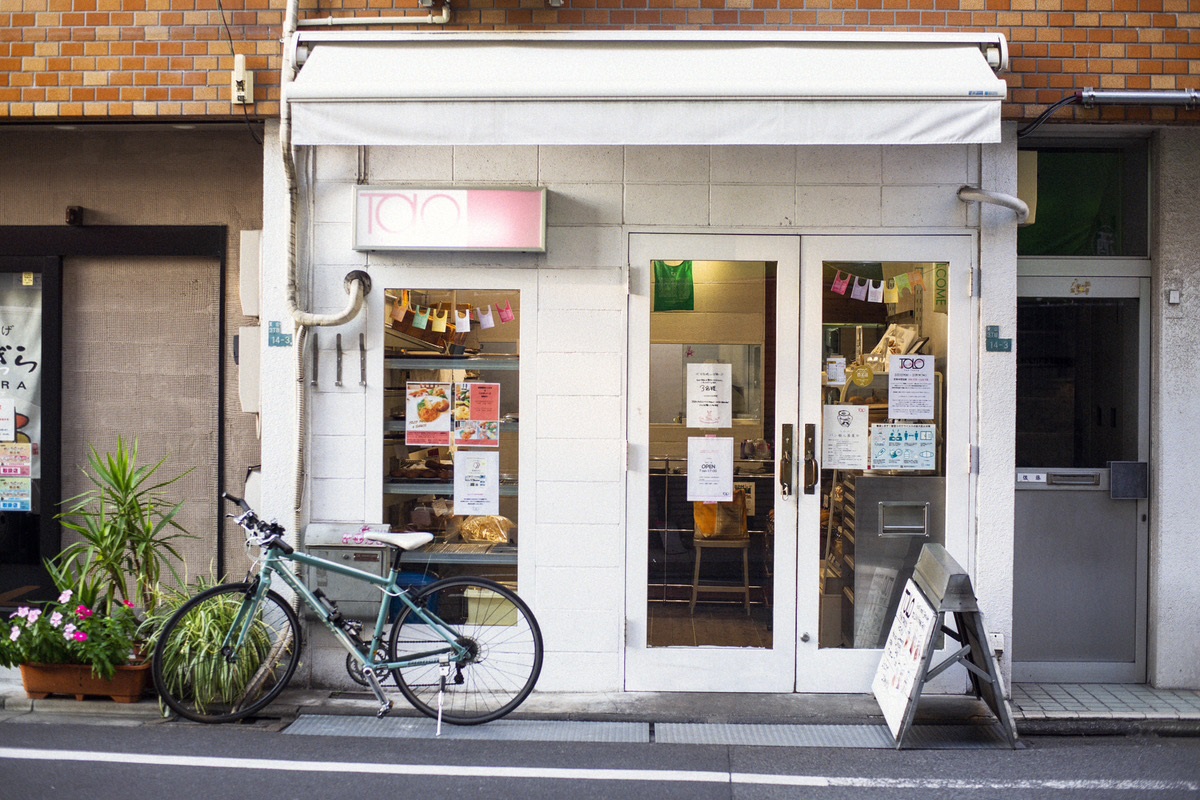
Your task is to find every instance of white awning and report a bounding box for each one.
[286,31,1008,146]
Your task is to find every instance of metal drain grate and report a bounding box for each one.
[657,723,1011,749]
[285,715,650,743]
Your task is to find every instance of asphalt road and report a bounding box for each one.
[0,720,1197,800]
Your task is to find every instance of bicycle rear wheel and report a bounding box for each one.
[388,577,543,725]
[152,582,301,723]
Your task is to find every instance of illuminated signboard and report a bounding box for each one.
[354,186,547,252]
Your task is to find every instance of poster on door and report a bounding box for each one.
[687,436,734,502]
[870,424,937,471]
[405,382,453,446]
[887,355,935,420]
[822,404,870,470]
[686,363,732,429]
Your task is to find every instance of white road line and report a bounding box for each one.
[0,747,1196,792]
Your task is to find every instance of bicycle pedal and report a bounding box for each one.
[376,700,393,719]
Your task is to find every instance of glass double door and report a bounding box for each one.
[625,234,973,693]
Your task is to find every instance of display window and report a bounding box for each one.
[382,288,520,589]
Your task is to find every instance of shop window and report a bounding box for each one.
[818,262,949,649]
[1018,142,1149,258]
[382,289,519,589]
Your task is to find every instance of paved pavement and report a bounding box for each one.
[2,666,1199,739]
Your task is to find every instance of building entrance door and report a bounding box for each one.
[1013,273,1149,683]
[625,233,976,694]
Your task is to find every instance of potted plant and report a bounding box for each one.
[0,573,147,702]
[0,438,193,702]
[55,437,192,613]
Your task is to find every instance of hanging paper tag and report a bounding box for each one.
[477,305,495,329]
[850,277,869,301]
[391,298,407,325]
[429,308,449,333]
[867,280,884,303]
[454,307,471,333]
[831,271,851,295]
[496,301,516,323]
[411,306,430,330]
[883,280,900,304]
[895,273,912,295]
[909,270,926,290]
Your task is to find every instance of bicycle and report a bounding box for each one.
[151,492,543,726]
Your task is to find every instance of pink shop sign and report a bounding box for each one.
[355,186,547,252]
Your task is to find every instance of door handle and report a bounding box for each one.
[780,424,794,497]
[803,423,819,495]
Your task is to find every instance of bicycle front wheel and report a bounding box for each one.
[388,577,543,725]
[152,582,301,723]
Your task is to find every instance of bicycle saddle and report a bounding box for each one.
[364,532,434,551]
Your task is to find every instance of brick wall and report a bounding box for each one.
[1,0,1197,124]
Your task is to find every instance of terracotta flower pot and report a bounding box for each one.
[19,662,152,703]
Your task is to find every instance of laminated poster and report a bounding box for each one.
[687,436,734,503]
[888,355,935,420]
[822,404,870,471]
[0,477,31,512]
[453,382,501,448]
[405,382,453,447]
[0,442,32,477]
[870,424,937,471]
[686,363,732,429]
[454,450,499,516]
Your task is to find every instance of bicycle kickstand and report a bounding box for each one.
[436,655,450,736]
[360,664,394,719]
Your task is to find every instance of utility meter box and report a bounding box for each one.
[304,523,394,620]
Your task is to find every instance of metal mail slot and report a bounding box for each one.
[878,501,931,537]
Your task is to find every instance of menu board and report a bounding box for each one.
[872,579,939,739]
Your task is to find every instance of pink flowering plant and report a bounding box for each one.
[0,584,142,680]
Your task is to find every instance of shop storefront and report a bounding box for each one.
[259,31,1024,694]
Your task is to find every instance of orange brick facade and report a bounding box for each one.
[1,0,1197,125]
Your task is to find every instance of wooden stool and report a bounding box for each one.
[689,537,751,614]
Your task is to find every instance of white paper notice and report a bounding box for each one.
[888,355,935,420]
[686,363,732,429]
[687,436,734,502]
[822,404,870,471]
[0,400,13,442]
[870,424,937,471]
[453,451,499,516]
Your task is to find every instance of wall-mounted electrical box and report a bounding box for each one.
[231,54,254,106]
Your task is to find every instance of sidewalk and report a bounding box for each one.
[3,667,1199,737]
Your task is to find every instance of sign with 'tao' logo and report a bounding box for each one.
[887,354,935,420]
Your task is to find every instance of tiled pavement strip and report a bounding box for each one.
[2,669,1199,744]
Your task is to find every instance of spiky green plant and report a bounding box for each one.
[55,437,193,614]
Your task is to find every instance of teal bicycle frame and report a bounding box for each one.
[229,542,469,676]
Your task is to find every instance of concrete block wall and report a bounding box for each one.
[279,141,1005,691]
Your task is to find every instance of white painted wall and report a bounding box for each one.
[260,137,1025,693]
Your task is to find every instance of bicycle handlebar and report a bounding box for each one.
[223,492,293,555]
